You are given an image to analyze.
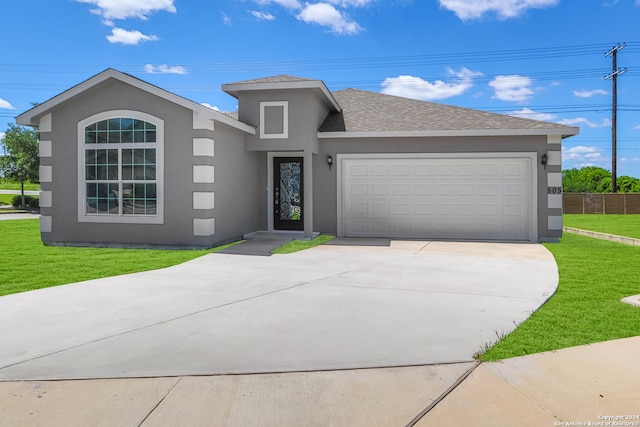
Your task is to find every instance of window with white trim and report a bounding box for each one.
[78,111,164,224]
[260,101,288,139]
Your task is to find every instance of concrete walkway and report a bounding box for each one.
[0,211,39,220]
[0,189,39,195]
[564,226,640,246]
[1,337,638,426]
[0,241,557,381]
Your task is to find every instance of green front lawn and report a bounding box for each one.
[0,194,15,205]
[563,214,640,239]
[0,219,235,296]
[0,180,40,191]
[480,233,640,361]
[271,234,335,254]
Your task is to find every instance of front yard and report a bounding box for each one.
[1,216,639,361]
[481,230,640,361]
[0,219,234,296]
[563,214,640,239]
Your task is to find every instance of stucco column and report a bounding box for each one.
[304,150,313,239]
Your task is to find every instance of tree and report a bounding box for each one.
[562,166,640,193]
[562,167,612,192]
[617,175,640,192]
[0,123,39,207]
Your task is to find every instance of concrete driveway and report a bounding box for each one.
[0,240,557,381]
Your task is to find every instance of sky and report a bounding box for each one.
[1,0,640,176]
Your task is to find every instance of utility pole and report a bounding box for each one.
[605,43,627,193]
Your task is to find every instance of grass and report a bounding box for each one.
[480,232,640,361]
[0,219,237,296]
[0,180,40,191]
[271,234,335,254]
[563,214,640,239]
[0,194,16,205]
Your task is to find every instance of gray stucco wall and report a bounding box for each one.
[204,123,265,245]
[39,78,260,248]
[236,89,330,153]
[313,135,556,241]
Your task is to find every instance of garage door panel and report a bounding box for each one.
[350,183,367,195]
[503,163,525,176]
[371,165,389,176]
[391,184,410,195]
[342,156,532,241]
[392,165,410,176]
[371,184,388,195]
[413,165,432,175]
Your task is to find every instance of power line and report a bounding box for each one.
[0,42,637,74]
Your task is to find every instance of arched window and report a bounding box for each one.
[78,111,164,224]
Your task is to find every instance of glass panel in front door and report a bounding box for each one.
[274,157,303,230]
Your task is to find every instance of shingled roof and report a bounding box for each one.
[222,74,341,112]
[225,74,319,85]
[320,88,578,136]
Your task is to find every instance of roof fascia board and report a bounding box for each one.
[223,80,341,112]
[16,69,255,134]
[317,127,580,139]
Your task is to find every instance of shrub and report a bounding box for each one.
[11,195,39,209]
[27,197,39,209]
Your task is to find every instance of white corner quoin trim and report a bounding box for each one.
[39,166,52,183]
[193,138,215,157]
[193,165,215,183]
[193,192,215,210]
[39,140,52,158]
[193,218,215,236]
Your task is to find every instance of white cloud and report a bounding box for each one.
[620,157,640,163]
[144,64,187,74]
[221,12,232,25]
[573,89,608,98]
[439,0,559,20]
[558,117,611,128]
[563,145,608,167]
[250,10,276,20]
[507,108,556,122]
[254,0,302,9]
[327,0,374,6]
[200,103,221,111]
[75,0,176,22]
[380,67,483,101]
[297,3,362,34]
[107,27,159,45]
[0,131,5,141]
[489,75,534,102]
[0,98,15,110]
[251,0,370,34]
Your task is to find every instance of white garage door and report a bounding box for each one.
[341,155,534,241]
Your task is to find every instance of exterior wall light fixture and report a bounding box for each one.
[327,155,333,170]
[541,153,548,170]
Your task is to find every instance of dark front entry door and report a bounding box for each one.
[274,157,303,231]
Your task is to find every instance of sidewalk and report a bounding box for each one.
[0,189,39,195]
[1,336,638,426]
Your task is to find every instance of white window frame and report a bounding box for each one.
[260,101,288,139]
[77,110,164,224]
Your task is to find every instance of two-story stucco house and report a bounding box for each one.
[16,69,578,248]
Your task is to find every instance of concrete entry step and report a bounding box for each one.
[216,231,318,256]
